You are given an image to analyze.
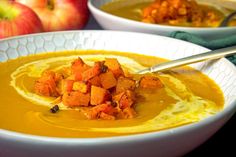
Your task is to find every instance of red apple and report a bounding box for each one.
[15,0,89,32]
[0,1,43,39]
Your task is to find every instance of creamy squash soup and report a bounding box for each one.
[101,0,236,27]
[0,51,224,138]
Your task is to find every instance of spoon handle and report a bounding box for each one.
[138,46,236,74]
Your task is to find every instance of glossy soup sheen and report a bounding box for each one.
[0,51,224,138]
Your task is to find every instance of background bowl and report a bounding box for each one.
[88,0,236,39]
[0,31,236,157]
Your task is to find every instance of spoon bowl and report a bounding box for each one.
[219,11,236,27]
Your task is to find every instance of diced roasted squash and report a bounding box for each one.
[62,91,90,107]
[99,71,117,89]
[139,76,164,89]
[72,57,84,67]
[119,90,135,109]
[72,81,90,93]
[104,58,124,78]
[63,67,72,77]
[55,73,64,82]
[113,90,135,109]
[34,71,59,97]
[71,57,90,74]
[116,77,136,94]
[34,81,53,97]
[90,86,109,105]
[141,0,222,27]
[73,72,83,81]
[82,68,96,81]
[60,79,74,93]
[82,62,102,81]
[84,103,116,119]
[34,57,166,120]
[66,72,82,81]
[113,92,123,101]
[88,76,101,87]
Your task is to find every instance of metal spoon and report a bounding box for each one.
[137,46,236,74]
[219,10,236,27]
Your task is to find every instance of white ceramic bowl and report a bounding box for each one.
[0,31,236,157]
[88,0,236,39]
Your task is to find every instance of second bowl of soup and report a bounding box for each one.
[88,0,236,39]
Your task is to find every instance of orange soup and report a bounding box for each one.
[0,51,224,138]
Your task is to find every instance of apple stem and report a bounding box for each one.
[47,0,55,10]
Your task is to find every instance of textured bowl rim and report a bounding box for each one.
[88,0,236,32]
[0,30,236,145]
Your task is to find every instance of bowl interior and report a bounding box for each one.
[1,31,236,146]
[1,30,236,109]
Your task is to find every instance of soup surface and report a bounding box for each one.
[0,51,224,137]
[101,0,236,27]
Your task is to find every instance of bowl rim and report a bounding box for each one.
[1,30,236,145]
[88,0,236,31]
